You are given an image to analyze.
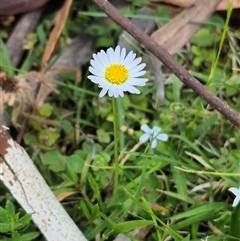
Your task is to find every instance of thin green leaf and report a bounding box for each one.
[113,220,153,232]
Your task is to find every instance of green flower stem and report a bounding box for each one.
[135,156,148,199]
[135,146,149,200]
[112,97,119,201]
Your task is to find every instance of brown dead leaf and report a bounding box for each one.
[56,190,78,201]
[150,0,240,11]
[150,0,221,54]
[41,0,73,71]
[150,203,170,216]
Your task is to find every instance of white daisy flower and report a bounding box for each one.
[229,187,240,207]
[139,124,168,149]
[88,45,148,98]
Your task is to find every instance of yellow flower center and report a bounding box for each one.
[104,64,129,85]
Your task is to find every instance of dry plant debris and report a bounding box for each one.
[0,71,39,127]
[0,71,58,127]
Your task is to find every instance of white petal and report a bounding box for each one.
[113,85,122,98]
[139,133,150,143]
[156,134,169,142]
[88,75,105,84]
[120,82,140,93]
[120,48,126,62]
[232,197,240,207]
[151,139,157,149]
[115,90,122,98]
[106,47,115,63]
[99,81,112,89]
[113,45,120,62]
[129,71,146,78]
[141,124,151,133]
[127,77,148,86]
[128,57,142,69]
[229,187,240,196]
[118,88,124,97]
[90,58,105,71]
[108,85,117,97]
[98,50,111,66]
[119,83,130,91]
[108,90,113,97]
[89,67,103,76]
[125,85,140,94]
[113,86,120,98]
[130,63,146,73]
[92,53,98,61]
[99,88,108,97]
[123,51,136,66]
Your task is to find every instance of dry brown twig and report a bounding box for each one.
[92,0,240,128]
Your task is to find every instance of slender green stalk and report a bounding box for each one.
[135,156,148,199]
[112,97,119,201]
[132,145,150,211]
[207,4,233,87]
[175,167,240,177]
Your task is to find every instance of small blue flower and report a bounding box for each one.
[139,124,168,149]
[229,187,240,207]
